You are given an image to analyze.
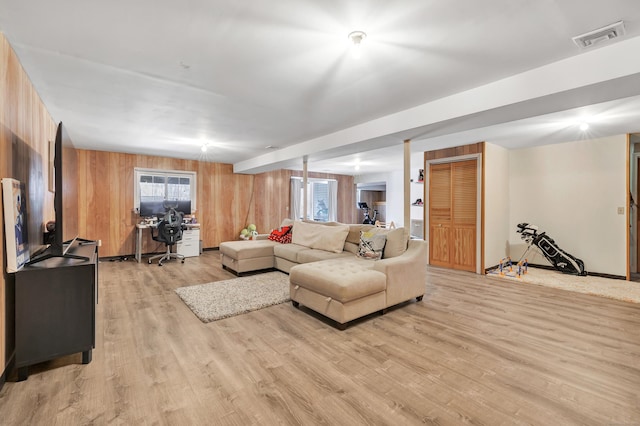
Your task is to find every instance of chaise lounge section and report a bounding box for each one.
[289,238,427,328]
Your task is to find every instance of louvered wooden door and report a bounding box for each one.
[429,159,477,272]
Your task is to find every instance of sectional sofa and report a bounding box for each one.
[219,220,428,328]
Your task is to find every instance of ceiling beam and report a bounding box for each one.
[234,35,640,174]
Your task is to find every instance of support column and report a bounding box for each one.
[404,139,411,229]
[303,156,308,220]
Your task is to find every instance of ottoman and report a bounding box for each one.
[219,240,278,275]
[289,258,387,329]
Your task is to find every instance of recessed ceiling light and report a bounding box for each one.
[201,144,208,152]
[579,122,589,131]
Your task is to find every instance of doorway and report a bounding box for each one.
[428,159,478,272]
[630,133,640,281]
[356,182,386,225]
[424,143,483,274]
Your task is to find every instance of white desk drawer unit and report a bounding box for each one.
[177,228,200,257]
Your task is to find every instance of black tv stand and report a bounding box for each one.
[14,241,97,381]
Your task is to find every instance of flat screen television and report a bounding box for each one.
[28,122,87,264]
[139,199,191,217]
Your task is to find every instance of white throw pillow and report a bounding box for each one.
[291,221,350,253]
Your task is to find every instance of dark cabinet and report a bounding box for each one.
[14,242,97,380]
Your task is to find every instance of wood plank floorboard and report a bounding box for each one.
[1,251,639,425]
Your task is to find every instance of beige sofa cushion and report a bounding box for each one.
[273,243,310,263]
[297,249,353,264]
[290,258,386,303]
[366,227,409,259]
[346,224,374,245]
[291,221,349,254]
[343,241,359,254]
[219,240,277,260]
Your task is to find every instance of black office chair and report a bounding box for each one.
[148,208,185,266]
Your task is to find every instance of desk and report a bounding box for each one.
[135,223,201,263]
[135,223,155,263]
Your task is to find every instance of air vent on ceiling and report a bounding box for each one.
[572,20,626,49]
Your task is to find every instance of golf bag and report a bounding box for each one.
[516,223,586,276]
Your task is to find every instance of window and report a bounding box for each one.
[134,168,196,215]
[290,177,337,222]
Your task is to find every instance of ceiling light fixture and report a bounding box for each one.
[200,144,208,153]
[579,122,589,131]
[348,30,367,59]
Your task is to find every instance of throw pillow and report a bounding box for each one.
[291,221,349,253]
[358,230,387,260]
[376,227,409,259]
[268,225,292,244]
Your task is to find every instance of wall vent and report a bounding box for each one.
[572,21,626,48]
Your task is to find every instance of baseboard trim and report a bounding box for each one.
[485,263,626,280]
[526,263,626,280]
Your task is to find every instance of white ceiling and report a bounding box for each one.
[2,1,640,175]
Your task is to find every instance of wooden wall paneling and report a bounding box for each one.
[108,152,122,255]
[253,171,270,233]
[254,169,290,233]
[337,174,357,224]
[240,168,256,242]
[69,152,356,258]
[72,152,259,256]
[95,151,111,253]
[208,162,222,245]
[198,161,212,246]
[211,162,227,245]
[425,142,483,161]
[76,150,88,242]
[122,154,136,255]
[1,33,56,386]
[253,169,356,230]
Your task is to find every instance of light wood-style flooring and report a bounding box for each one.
[1,251,639,425]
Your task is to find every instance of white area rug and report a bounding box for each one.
[175,271,290,323]
[487,266,640,303]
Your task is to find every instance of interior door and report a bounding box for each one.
[429,164,452,267]
[636,157,640,271]
[429,159,477,272]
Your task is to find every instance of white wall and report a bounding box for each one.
[484,143,510,268]
[508,135,627,276]
[386,170,405,227]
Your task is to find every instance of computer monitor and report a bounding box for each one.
[139,199,191,217]
[163,200,191,215]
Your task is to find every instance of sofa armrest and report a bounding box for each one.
[373,239,428,306]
